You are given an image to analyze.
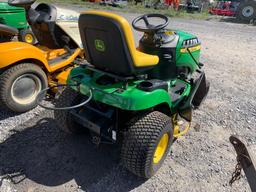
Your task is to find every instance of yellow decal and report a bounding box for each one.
[165,31,174,35]
[180,45,201,53]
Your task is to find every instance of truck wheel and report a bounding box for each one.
[0,63,47,113]
[54,87,85,134]
[121,111,174,178]
[236,1,256,21]
[18,28,36,44]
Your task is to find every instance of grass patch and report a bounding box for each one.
[40,0,210,20]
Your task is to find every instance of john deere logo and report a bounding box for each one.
[95,39,105,52]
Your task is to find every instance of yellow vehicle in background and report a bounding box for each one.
[0,0,82,112]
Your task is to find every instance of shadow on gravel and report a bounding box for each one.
[219,17,255,25]
[0,118,144,191]
[0,110,19,121]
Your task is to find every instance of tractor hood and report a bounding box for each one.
[0,2,24,13]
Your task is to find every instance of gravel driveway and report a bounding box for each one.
[0,8,256,192]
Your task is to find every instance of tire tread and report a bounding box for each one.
[0,63,47,112]
[121,111,173,178]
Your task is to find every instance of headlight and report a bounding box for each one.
[180,38,201,53]
[182,38,200,47]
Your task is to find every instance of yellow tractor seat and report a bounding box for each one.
[78,11,159,76]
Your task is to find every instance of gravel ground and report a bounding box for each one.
[0,8,256,192]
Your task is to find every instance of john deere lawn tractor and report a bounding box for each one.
[41,11,210,178]
[0,2,36,44]
[0,0,82,112]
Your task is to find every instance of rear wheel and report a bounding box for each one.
[236,1,256,21]
[18,28,36,44]
[54,87,86,134]
[0,63,47,112]
[121,111,174,178]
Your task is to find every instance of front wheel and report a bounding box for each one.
[121,111,174,178]
[0,63,48,113]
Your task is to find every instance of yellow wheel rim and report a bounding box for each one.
[153,133,169,164]
[25,34,33,44]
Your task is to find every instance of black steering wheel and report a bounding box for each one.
[132,13,169,33]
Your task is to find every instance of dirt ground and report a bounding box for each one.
[0,7,256,192]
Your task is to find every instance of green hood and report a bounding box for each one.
[0,2,24,13]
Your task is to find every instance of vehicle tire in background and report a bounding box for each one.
[18,28,36,44]
[236,0,256,21]
[0,63,47,113]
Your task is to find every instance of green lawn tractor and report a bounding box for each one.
[0,1,35,44]
[42,11,209,178]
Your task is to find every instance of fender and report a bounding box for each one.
[67,67,187,111]
[0,42,50,71]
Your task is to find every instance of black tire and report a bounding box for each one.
[18,28,36,44]
[54,87,86,134]
[0,63,48,113]
[236,0,256,21]
[121,111,174,178]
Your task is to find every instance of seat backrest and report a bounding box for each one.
[78,11,138,76]
[29,3,58,48]
[30,3,77,49]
